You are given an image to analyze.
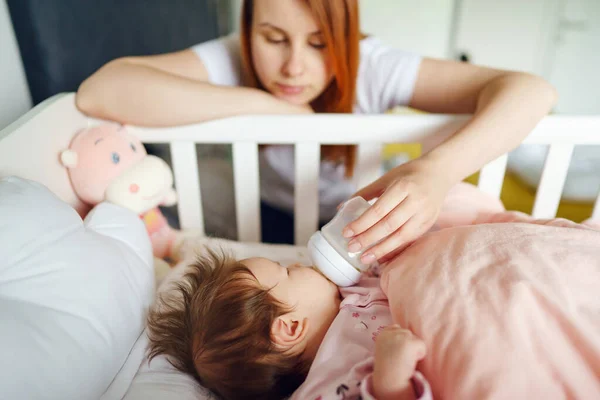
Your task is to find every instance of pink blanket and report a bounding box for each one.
[381,183,600,399]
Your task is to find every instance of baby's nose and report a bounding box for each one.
[129,183,140,193]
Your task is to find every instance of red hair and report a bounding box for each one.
[240,0,362,177]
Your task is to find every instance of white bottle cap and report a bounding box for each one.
[308,231,361,287]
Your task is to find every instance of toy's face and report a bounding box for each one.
[105,155,174,214]
[62,125,147,204]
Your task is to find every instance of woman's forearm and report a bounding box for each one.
[76,59,310,127]
[419,72,558,183]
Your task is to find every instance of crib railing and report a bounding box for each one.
[2,93,598,247]
[135,114,600,245]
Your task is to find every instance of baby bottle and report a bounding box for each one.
[308,197,375,287]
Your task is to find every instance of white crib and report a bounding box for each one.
[1,92,599,246]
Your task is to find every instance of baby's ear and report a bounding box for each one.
[271,316,309,349]
[60,149,78,168]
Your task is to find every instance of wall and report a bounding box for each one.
[454,0,599,114]
[360,0,455,59]
[544,0,600,114]
[229,0,242,32]
[452,0,556,75]
[0,0,31,129]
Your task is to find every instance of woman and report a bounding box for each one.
[76,0,557,258]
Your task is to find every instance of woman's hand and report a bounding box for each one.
[373,325,426,400]
[343,159,452,264]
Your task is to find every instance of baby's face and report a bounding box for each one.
[242,258,341,326]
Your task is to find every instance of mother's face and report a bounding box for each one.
[250,0,334,105]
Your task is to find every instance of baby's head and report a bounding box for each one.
[147,248,341,400]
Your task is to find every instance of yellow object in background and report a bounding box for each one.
[464,172,594,222]
[382,143,421,161]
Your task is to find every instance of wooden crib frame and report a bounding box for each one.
[1,93,599,245]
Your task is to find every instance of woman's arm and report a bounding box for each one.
[409,58,558,184]
[75,49,311,126]
[345,59,557,263]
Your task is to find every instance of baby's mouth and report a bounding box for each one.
[312,266,341,292]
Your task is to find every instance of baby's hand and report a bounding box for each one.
[373,325,426,400]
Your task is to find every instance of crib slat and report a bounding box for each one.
[170,142,204,234]
[532,144,574,218]
[233,142,261,242]
[295,143,321,245]
[354,143,383,191]
[478,154,508,198]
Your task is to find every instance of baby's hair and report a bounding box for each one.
[146,247,311,400]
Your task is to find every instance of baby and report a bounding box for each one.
[147,247,432,400]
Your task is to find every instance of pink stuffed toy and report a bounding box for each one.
[60,123,188,264]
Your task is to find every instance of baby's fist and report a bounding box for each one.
[373,325,426,400]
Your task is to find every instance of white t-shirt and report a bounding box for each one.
[191,34,422,220]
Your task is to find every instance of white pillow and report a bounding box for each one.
[123,237,312,400]
[0,177,155,400]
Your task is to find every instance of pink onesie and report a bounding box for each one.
[291,269,433,400]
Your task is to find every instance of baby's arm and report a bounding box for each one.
[371,325,431,400]
[290,302,433,400]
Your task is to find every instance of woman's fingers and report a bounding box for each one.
[338,179,387,211]
[346,198,417,255]
[343,180,409,239]
[359,214,431,264]
[377,242,412,264]
[352,178,387,202]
